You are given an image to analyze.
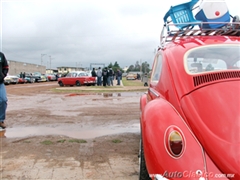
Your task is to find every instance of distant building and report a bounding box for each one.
[46,69,58,74]
[57,66,84,74]
[7,60,46,75]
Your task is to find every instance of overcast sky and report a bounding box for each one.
[1,0,238,69]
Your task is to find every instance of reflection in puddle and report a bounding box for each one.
[65,93,91,97]
[65,92,142,98]
[102,92,142,97]
[0,129,6,138]
[5,123,140,139]
[103,93,113,97]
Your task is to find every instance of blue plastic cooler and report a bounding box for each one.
[195,0,230,29]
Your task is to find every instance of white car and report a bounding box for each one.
[4,75,19,85]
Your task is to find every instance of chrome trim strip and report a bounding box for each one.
[149,88,160,98]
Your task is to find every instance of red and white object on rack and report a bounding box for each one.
[195,0,230,29]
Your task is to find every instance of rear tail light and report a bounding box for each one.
[165,126,185,158]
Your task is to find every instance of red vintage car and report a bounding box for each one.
[58,71,96,87]
[139,2,240,180]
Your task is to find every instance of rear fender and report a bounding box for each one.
[141,98,206,179]
[140,93,148,113]
[140,93,148,129]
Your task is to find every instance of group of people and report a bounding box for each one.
[19,72,26,79]
[91,67,122,86]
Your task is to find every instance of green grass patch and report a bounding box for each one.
[112,139,122,143]
[52,79,147,93]
[122,78,144,86]
[68,139,87,143]
[57,139,66,143]
[41,140,53,145]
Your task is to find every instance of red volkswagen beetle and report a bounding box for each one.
[58,71,96,87]
[139,3,240,180]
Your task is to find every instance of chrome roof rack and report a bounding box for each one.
[160,22,240,48]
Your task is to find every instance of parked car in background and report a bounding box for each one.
[126,73,137,80]
[58,71,96,87]
[4,75,19,85]
[122,72,127,77]
[23,73,36,83]
[45,74,57,81]
[32,72,47,82]
[17,77,27,84]
[139,2,240,179]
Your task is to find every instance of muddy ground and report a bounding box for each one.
[0,81,147,180]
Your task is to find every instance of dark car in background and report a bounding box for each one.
[32,72,47,82]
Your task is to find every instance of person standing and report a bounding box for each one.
[91,68,97,77]
[143,73,149,86]
[23,72,26,80]
[108,68,114,86]
[106,67,110,86]
[102,67,108,86]
[0,52,9,129]
[96,67,102,86]
[91,68,97,86]
[116,69,122,85]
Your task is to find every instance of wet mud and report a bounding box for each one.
[1,82,143,180]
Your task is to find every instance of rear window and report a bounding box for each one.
[184,45,240,74]
[66,72,77,77]
[151,53,163,82]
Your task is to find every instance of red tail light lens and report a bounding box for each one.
[169,131,183,156]
[165,126,185,158]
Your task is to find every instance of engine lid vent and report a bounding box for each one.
[193,71,240,87]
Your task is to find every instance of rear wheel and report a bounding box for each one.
[76,81,81,86]
[139,139,151,180]
[59,81,64,87]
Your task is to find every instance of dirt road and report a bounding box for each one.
[0,81,146,180]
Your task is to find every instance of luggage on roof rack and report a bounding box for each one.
[163,0,201,30]
[160,22,240,47]
[161,0,240,47]
[163,0,232,30]
[195,0,230,29]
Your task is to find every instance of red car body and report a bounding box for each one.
[46,74,56,81]
[58,71,96,87]
[139,26,240,179]
[18,78,27,84]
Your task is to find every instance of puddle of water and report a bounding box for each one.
[103,92,143,97]
[65,92,143,98]
[4,123,140,139]
[65,93,91,97]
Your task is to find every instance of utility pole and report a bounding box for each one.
[76,62,81,71]
[41,54,46,65]
[140,59,142,72]
[49,56,54,69]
